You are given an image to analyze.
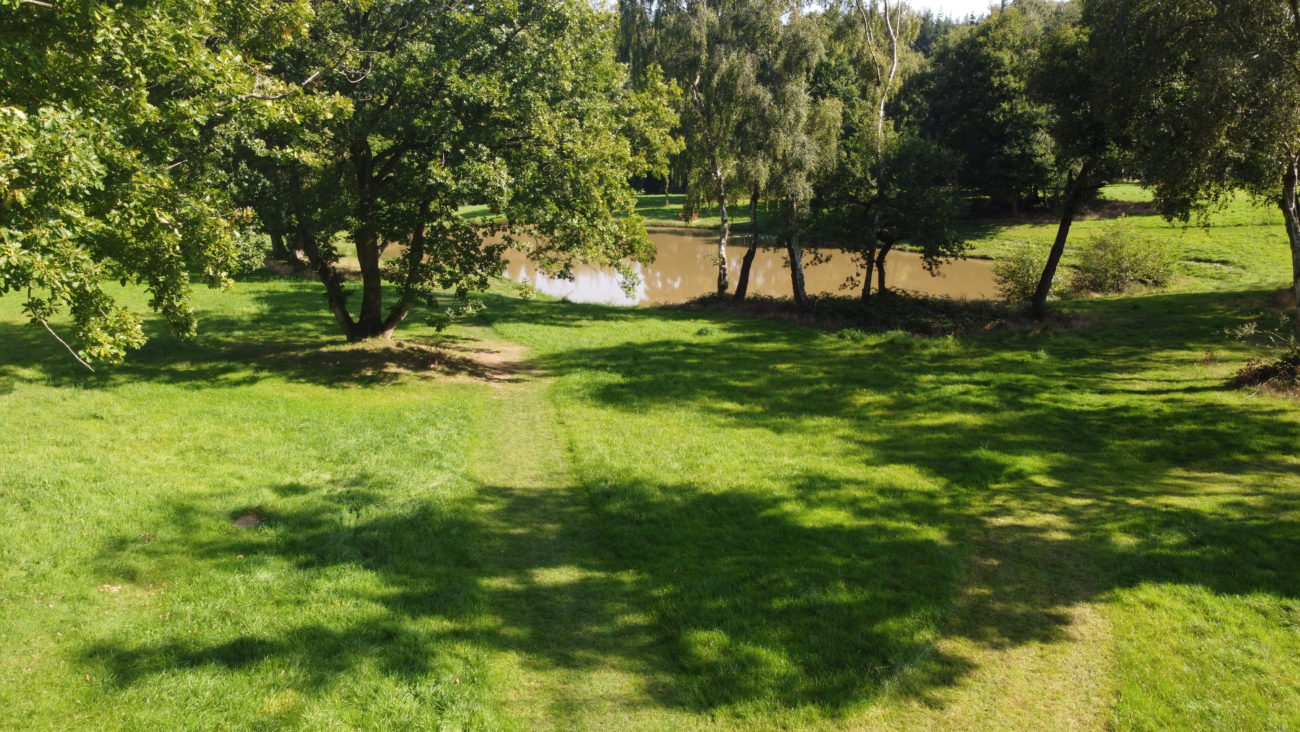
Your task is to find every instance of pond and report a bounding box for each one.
[503,227,999,306]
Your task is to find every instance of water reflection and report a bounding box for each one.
[504,228,998,306]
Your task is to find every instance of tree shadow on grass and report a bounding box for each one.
[82,473,487,694]
[80,467,973,718]
[0,277,539,389]
[509,286,1300,704]
[57,284,1300,722]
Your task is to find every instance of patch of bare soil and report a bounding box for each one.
[307,338,533,386]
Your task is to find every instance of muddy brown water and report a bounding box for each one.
[503,228,998,306]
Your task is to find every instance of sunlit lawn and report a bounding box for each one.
[2,202,1299,728]
[954,183,1291,290]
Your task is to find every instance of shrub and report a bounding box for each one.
[833,328,868,343]
[1227,317,1300,395]
[1068,219,1177,294]
[1234,353,1300,394]
[993,245,1054,304]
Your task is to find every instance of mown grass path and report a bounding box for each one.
[467,348,675,730]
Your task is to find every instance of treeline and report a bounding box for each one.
[619,0,1300,320]
[2,0,1299,363]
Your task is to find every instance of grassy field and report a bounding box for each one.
[954,184,1291,291]
[2,206,1299,729]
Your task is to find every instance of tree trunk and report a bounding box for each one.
[267,205,305,267]
[353,225,386,340]
[347,136,388,341]
[861,250,877,300]
[269,229,287,259]
[861,208,883,301]
[1281,154,1300,333]
[381,199,432,338]
[291,174,356,338]
[734,187,760,301]
[875,242,894,294]
[786,199,809,307]
[1031,168,1086,319]
[715,170,730,295]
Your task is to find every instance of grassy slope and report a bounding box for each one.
[2,210,1299,729]
[484,289,1300,730]
[954,184,1291,291]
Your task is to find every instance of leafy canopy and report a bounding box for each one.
[0,0,318,362]
[255,0,676,340]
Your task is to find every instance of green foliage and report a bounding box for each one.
[0,1,313,362]
[1086,0,1300,218]
[1068,219,1178,294]
[818,124,966,286]
[620,64,686,184]
[913,2,1068,210]
[993,244,1054,303]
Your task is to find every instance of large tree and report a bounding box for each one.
[1026,15,1124,318]
[820,131,965,295]
[767,10,841,307]
[815,1,963,297]
[917,1,1070,213]
[0,0,315,363]
[655,0,781,296]
[1086,0,1300,327]
[258,0,674,341]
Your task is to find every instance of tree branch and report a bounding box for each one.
[242,70,323,101]
[37,318,94,372]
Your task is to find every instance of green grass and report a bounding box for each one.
[632,193,782,232]
[2,212,1300,728]
[954,184,1290,291]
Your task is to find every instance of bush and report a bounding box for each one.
[1068,219,1177,294]
[1227,317,1300,395]
[993,245,1053,303]
[1234,352,1300,394]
